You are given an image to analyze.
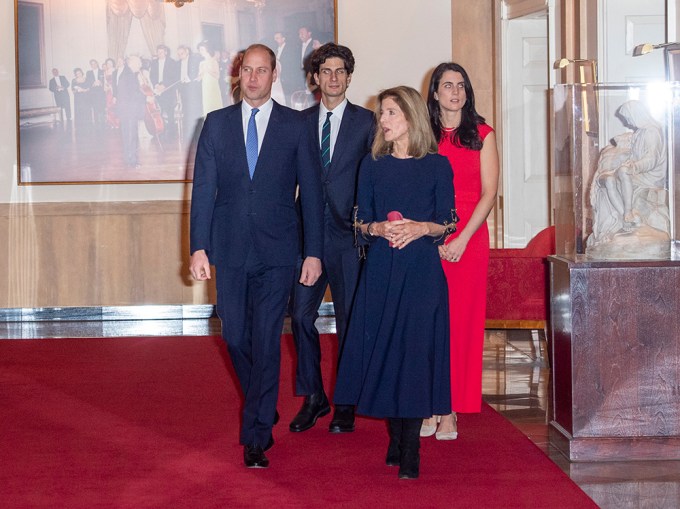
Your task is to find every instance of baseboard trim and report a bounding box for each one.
[485,319,546,330]
[0,302,336,322]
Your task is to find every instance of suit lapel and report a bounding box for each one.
[332,102,356,170]
[252,101,285,181]
[225,103,250,179]
[307,105,323,169]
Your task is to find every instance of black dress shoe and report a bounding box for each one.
[289,391,331,432]
[274,410,280,425]
[244,445,269,468]
[329,405,355,433]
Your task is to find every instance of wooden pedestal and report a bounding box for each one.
[548,255,680,462]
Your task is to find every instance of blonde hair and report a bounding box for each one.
[371,86,438,160]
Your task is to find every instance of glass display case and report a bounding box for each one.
[552,83,680,260]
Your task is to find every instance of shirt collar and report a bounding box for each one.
[320,98,348,121]
[242,97,274,116]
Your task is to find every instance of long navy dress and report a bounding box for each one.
[334,153,455,418]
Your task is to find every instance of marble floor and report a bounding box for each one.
[3,318,680,508]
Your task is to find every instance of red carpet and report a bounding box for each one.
[0,335,597,508]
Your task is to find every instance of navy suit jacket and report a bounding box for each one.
[301,101,374,251]
[190,100,324,268]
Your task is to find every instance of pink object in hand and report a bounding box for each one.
[387,211,403,246]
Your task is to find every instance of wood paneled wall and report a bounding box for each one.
[451,0,496,127]
[0,201,215,308]
[451,0,500,246]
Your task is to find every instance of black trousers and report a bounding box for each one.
[119,117,139,167]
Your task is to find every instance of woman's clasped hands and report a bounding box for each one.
[376,218,428,250]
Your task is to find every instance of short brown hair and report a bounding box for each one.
[371,86,438,159]
[243,43,276,71]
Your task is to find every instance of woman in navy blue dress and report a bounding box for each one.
[334,86,456,479]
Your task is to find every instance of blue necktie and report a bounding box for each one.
[246,108,259,179]
[321,111,332,167]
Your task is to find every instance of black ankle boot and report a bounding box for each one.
[398,418,421,479]
[386,418,402,466]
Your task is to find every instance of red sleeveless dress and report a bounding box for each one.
[439,123,493,413]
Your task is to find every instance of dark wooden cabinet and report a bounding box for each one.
[549,255,680,461]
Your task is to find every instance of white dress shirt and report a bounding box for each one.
[157,58,165,83]
[318,98,348,161]
[180,58,189,82]
[241,98,274,154]
[301,39,312,66]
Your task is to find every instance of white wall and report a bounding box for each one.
[0,0,452,205]
[338,0,452,109]
[3,0,190,205]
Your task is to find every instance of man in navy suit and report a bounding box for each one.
[189,44,323,469]
[149,45,180,142]
[288,43,374,434]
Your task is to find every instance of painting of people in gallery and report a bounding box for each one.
[16,0,335,184]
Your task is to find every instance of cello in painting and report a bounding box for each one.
[139,71,165,138]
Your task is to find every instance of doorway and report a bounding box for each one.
[501,10,550,247]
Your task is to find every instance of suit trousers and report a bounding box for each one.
[120,117,139,167]
[216,245,296,448]
[289,246,361,396]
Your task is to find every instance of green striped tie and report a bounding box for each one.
[321,111,332,167]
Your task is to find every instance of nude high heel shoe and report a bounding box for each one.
[420,415,440,437]
[435,412,458,440]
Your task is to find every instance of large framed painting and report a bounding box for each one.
[15,0,336,185]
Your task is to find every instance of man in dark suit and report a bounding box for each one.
[116,55,146,168]
[274,31,298,106]
[288,43,374,434]
[86,59,106,127]
[111,57,125,99]
[298,26,315,94]
[149,44,180,142]
[49,68,71,124]
[176,45,202,148]
[189,44,323,469]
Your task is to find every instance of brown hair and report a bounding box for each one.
[243,43,276,71]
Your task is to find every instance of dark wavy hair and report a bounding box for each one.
[426,62,485,151]
[310,42,355,76]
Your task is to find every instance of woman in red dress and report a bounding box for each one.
[422,63,499,440]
